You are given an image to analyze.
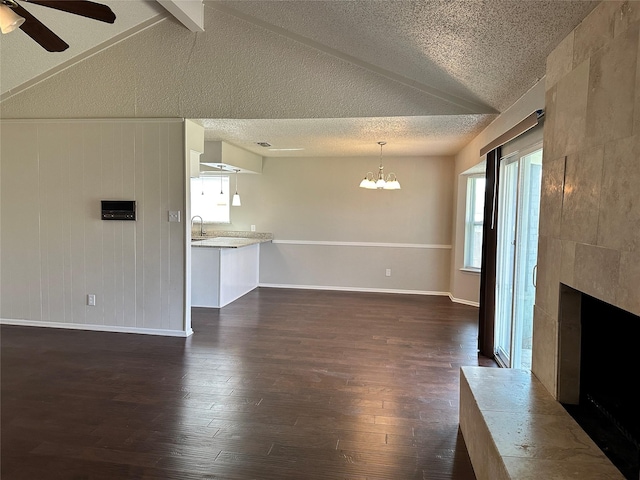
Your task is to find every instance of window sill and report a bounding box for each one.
[460,267,481,274]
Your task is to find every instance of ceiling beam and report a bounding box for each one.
[157,0,204,32]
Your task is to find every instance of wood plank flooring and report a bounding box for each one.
[1,288,496,479]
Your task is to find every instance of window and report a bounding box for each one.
[191,175,230,223]
[464,175,486,270]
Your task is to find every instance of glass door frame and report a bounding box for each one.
[494,142,542,369]
[494,154,520,368]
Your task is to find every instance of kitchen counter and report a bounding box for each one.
[191,231,272,308]
[192,237,271,248]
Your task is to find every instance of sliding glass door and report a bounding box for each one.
[494,146,542,370]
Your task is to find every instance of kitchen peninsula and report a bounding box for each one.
[191,231,273,308]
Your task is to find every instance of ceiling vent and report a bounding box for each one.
[256,142,271,147]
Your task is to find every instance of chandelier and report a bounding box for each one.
[359,141,401,190]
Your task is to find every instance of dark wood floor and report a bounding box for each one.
[1,288,496,480]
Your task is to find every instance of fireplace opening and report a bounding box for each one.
[562,292,640,480]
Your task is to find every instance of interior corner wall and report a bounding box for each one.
[205,154,455,294]
[450,80,546,305]
[0,119,187,336]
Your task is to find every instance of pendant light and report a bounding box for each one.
[232,169,241,206]
[359,141,401,190]
[216,164,227,206]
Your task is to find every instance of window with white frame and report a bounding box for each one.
[191,175,230,223]
[464,175,486,270]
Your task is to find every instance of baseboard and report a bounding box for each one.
[448,294,480,307]
[0,318,193,337]
[259,284,479,307]
[258,283,451,297]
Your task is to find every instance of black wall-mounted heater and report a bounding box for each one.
[101,200,136,220]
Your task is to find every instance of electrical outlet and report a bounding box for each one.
[385,268,391,277]
[251,225,256,232]
[87,294,96,306]
[168,210,181,222]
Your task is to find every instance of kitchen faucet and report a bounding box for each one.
[191,215,205,237]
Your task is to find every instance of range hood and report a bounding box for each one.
[201,141,263,174]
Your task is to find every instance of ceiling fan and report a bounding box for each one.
[0,0,116,52]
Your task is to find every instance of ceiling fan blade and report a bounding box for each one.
[13,3,69,52]
[22,0,116,24]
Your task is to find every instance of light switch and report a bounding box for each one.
[168,211,181,222]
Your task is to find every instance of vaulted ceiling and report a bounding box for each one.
[0,0,599,157]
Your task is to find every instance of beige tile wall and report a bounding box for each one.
[534,0,640,398]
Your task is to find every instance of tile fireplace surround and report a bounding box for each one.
[532,0,640,409]
[460,2,640,479]
[459,366,627,480]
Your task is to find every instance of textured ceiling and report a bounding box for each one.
[0,0,599,157]
[200,0,598,157]
[210,0,598,113]
[200,116,496,157]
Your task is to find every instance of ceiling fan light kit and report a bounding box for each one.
[0,2,24,33]
[0,0,116,52]
[359,141,401,190]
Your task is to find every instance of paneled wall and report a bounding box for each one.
[533,1,640,395]
[0,119,187,336]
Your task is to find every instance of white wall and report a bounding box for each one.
[206,154,455,295]
[450,80,546,304]
[184,119,205,334]
[0,119,188,336]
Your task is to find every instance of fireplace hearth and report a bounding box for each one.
[559,286,640,480]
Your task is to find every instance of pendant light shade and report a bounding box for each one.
[216,164,227,206]
[232,169,241,206]
[0,3,25,34]
[359,141,401,190]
